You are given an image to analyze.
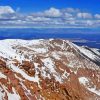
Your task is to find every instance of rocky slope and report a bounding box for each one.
[0,39,100,100]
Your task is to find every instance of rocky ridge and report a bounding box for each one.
[0,39,100,100]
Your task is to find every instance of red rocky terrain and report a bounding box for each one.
[0,39,100,100]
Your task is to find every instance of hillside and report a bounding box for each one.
[0,39,100,100]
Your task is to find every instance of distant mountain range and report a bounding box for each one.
[0,28,100,49]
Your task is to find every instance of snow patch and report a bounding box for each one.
[79,77,89,85]
[1,85,20,100]
[88,86,100,96]
[0,87,5,100]
[0,72,7,79]
[7,62,39,83]
[79,77,100,96]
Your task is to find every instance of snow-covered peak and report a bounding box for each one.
[69,42,100,65]
[0,39,100,100]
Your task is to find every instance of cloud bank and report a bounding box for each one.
[0,6,100,28]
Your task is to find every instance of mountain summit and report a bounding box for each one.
[0,39,100,100]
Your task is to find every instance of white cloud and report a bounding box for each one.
[77,12,92,19]
[64,8,79,13]
[0,6,16,20]
[86,20,93,26]
[66,8,75,12]
[95,14,100,19]
[0,6,100,28]
[44,7,62,17]
[26,16,51,22]
[0,6,15,14]
[64,13,73,18]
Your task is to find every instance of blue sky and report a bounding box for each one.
[0,0,100,28]
[0,0,100,13]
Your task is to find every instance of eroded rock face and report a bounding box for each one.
[0,59,6,68]
[0,39,100,100]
